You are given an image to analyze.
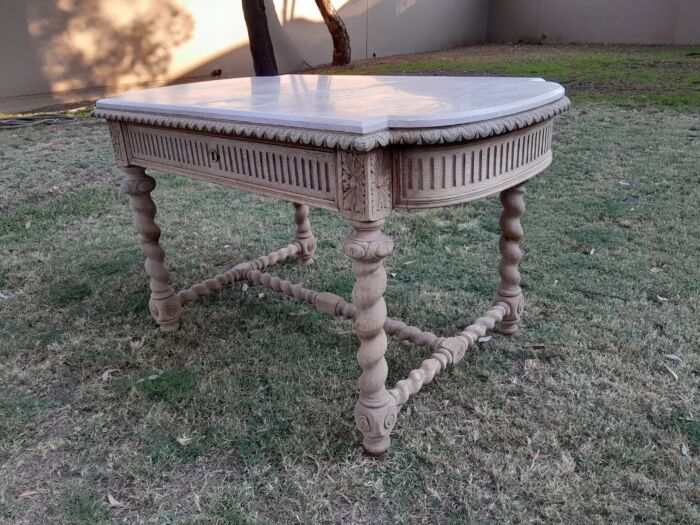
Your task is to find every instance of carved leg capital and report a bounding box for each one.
[293,203,316,265]
[344,219,396,455]
[493,184,526,335]
[121,166,181,332]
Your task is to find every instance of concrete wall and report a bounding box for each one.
[488,0,700,45]
[0,0,488,113]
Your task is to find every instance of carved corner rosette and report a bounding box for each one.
[338,149,393,221]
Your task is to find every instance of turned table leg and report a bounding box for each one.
[120,166,182,332]
[293,203,316,265]
[493,183,526,335]
[343,219,398,455]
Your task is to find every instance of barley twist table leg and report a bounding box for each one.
[343,219,398,455]
[120,166,182,332]
[493,183,526,335]
[293,203,316,265]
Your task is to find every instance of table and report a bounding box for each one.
[94,75,569,455]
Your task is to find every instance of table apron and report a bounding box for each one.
[110,118,555,214]
[393,120,553,208]
[123,123,339,210]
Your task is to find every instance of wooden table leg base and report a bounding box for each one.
[355,393,398,455]
[177,251,513,406]
[168,246,515,454]
[120,166,182,332]
[493,184,526,335]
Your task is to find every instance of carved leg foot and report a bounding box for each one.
[120,166,182,332]
[293,203,316,265]
[493,183,526,336]
[343,220,398,455]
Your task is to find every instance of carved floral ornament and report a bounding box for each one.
[370,150,392,212]
[338,149,394,220]
[340,153,367,213]
[93,97,570,152]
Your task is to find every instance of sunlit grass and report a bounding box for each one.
[314,44,700,112]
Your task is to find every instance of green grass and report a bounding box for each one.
[56,487,110,525]
[0,45,699,523]
[137,368,200,404]
[314,44,700,112]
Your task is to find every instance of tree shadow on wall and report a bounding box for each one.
[26,0,195,95]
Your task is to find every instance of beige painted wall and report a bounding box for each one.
[0,0,488,113]
[488,0,700,45]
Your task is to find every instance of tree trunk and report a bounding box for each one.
[314,0,351,66]
[242,0,278,76]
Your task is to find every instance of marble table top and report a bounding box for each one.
[96,75,566,134]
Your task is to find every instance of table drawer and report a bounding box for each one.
[124,124,338,208]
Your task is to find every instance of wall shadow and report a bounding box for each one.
[1,0,195,112]
[29,0,194,94]
[2,0,489,113]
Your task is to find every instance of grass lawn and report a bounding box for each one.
[1,44,699,524]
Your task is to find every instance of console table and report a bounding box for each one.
[94,75,569,455]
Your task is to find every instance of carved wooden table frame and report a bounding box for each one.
[95,96,569,455]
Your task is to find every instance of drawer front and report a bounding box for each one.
[125,124,337,207]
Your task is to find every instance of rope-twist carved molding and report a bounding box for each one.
[174,243,512,412]
[177,201,316,305]
[493,184,526,334]
[343,222,398,455]
[177,267,245,305]
[177,244,300,305]
[384,319,444,352]
[93,97,570,152]
[389,302,509,406]
[247,270,318,305]
[120,166,181,331]
[314,294,443,352]
[173,212,515,418]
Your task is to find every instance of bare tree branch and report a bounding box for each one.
[314,0,351,66]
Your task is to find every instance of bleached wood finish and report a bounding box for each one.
[99,87,568,456]
[343,220,398,455]
[493,184,526,335]
[390,303,509,406]
[125,124,338,210]
[120,166,181,332]
[293,203,316,265]
[177,243,300,305]
[394,120,550,208]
